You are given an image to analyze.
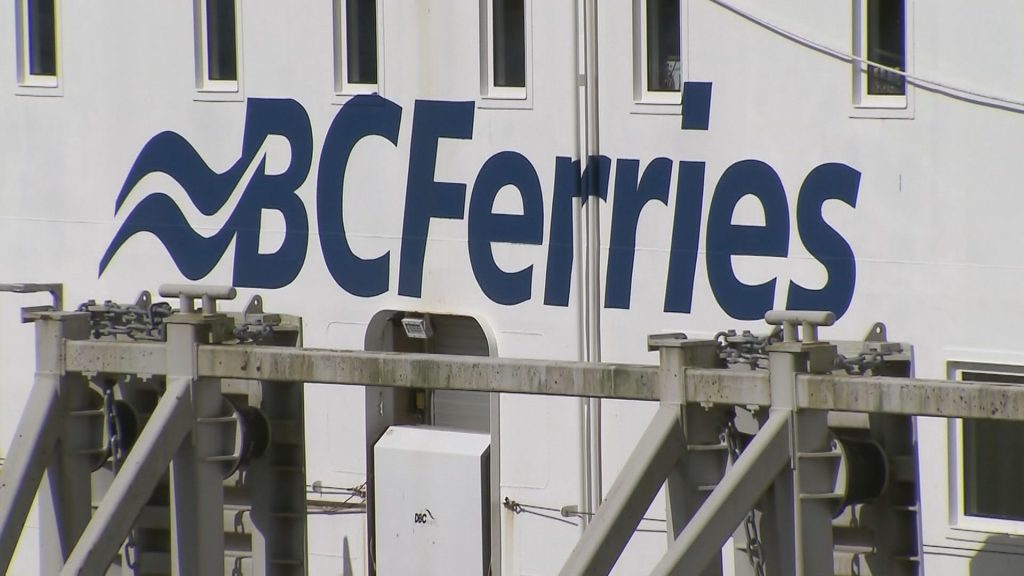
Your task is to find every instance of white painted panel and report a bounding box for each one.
[374,426,491,576]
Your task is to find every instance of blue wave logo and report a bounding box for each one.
[100,98,313,288]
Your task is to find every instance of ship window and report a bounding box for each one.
[492,0,525,88]
[195,0,240,92]
[481,0,530,102]
[646,0,680,92]
[958,370,1024,522]
[865,0,905,95]
[335,0,380,95]
[633,0,682,107]
[16,0,59,88]
[853,0,910,114]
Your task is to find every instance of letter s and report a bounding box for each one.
[786,163,859,319]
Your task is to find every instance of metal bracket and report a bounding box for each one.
[0,283,64,322]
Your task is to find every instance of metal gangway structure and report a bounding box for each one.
[2,284,1023,575]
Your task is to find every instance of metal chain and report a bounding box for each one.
[102,385,139,571]
[725,420,766,576]
[233,321,276,343]
[835,350,890,376]
[715,328,783,370]
[79,300,172,341]
[718,326,900,376]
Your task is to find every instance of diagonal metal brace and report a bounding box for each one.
[59,377,194,575]
[0,376,63,573]
[651,411,792,576]
[560,405,686,576]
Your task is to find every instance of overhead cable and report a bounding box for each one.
[709,0,1024,113]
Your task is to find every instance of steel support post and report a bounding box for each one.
[37,314,94,576]
[559,405,686,576]
[0,312,89,575]
[248,380,308,576]
[60,376,193,575]
[761,312,837,576]
[650,336,725,576]
[651,411,792,576]
[166,320,226,576]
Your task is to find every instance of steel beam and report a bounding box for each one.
[559,405,686,576]
[650,411,792,576]
[39,311,94,576]
[38,373,95,576]
[197,345,771,405]
[200,345,664,400]
[798,373,1024,420]
[59,377,193,576]
[166,319,225,576]
[652,338,726,576]
[65,340,166,377]
[60,340,1024,420]
[168,376,224,576]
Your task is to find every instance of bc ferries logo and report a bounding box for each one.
[99,99,312,289]
[101,92,860,320]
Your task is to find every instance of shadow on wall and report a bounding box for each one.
[342,536,354,576]
[969,533,1024,575]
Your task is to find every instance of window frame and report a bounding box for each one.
[851,0,913,118]
[632,0,684,112]
[194,0,242,98]
[334,0,383,97]
[948,363,1024,536]
[479,0,532,107]
[15,0,61,92]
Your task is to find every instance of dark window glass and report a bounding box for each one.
[866,0,905,95]
[493,0,525,88]
[346,0,378,84]
[206,0,237,82]
[646,0,680,92]
[962,371,1024,521]
[28,0,57,77]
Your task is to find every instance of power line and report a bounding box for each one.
[709,0,1024,113]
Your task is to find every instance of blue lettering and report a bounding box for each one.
[787,163,860,318]
[232,99,313,289]
[317,95,402,297]
[469,151,544,305]
[398,100,475,298]
[103,92,863,320]
[100,98,312,288]
[706,160,789,321]
[664,161,706,313]
[605,158,672,309]
[543,156,611,307]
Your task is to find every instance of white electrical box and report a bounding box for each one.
[374,426,491,575]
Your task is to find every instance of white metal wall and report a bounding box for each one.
[4,1,1024,574]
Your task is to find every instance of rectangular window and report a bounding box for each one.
[634,0,681,107]
[206,0,237,81]
[335,0,380,95]
[853,0,910,113]
[866,0,905,95]
[492,0,525,88]
[481,0,529,102]
[16,0,59,88]
[646,0,680,92]
[959,370,1024,522]
[195,0,240,92]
